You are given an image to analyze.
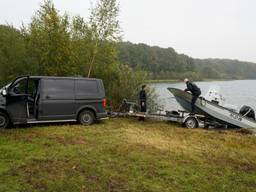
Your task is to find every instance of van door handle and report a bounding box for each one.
[45,95,51,99]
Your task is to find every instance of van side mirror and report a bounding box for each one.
[1,89,7,97]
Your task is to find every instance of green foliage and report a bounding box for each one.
[86,0,121,77]
[108,64,148,107]
[118,42,196,80]
[89,0,120,42]
[23,0,121,78]
[23,0,73,76]
[194,58,256,79]
[118,42,256,80]
[0,25,34,86]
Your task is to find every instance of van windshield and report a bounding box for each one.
[0,83,11,92]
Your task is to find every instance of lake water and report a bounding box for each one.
[150,80,256,112]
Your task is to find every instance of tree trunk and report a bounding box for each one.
[87,41,98,77]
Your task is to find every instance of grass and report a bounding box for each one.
[0,118,256,192]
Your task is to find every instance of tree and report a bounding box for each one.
[23,0,73,76]
[0,25,32,86]
[86,0,121,77]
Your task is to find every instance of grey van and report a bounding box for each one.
[0,76,107,128]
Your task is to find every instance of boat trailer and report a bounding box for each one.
[109,109,223,129]
[109,92,256,130]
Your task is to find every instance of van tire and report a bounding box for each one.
[0,112,9,129]
[78,110,95,126]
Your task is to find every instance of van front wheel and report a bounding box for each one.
[78,110,95,126]
[0,112,9,129]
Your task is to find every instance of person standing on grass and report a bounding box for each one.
[184,78,201,115]
[139,85,147,120]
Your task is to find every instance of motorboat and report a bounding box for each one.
[168,88,256,129]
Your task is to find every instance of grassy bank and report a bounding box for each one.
[0,118,256,192]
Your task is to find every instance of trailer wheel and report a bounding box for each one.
[0,112,9,129]
[183,117,198,129]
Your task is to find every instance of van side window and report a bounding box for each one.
[43,79,75,100]
[76,80,98,96]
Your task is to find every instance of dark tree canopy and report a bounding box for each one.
[118,42,256,80]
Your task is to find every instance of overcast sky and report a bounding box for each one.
[1,0,256,62]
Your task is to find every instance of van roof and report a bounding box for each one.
[20,76,101,81]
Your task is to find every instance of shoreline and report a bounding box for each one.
[147,78,256,84]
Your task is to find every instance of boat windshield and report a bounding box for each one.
[204,85,225,105]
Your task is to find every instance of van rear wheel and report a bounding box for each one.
[78,110,95,126]
[0,112,9,129]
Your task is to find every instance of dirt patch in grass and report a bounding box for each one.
[10,158,132,192]
[236,128,256,135]
[0,130,87,146]
[10,158,84,191]
[208,157,256,172]
[46,135,87,145]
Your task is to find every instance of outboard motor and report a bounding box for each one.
[239,105,255,120]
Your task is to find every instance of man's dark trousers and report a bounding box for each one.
[191,94,199,114]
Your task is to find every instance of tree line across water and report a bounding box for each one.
[1,0,256,108]
[118,42,256,80]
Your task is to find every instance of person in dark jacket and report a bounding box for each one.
[139,85,147,112]
[184,78,201,115]
[139,85,147,120]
